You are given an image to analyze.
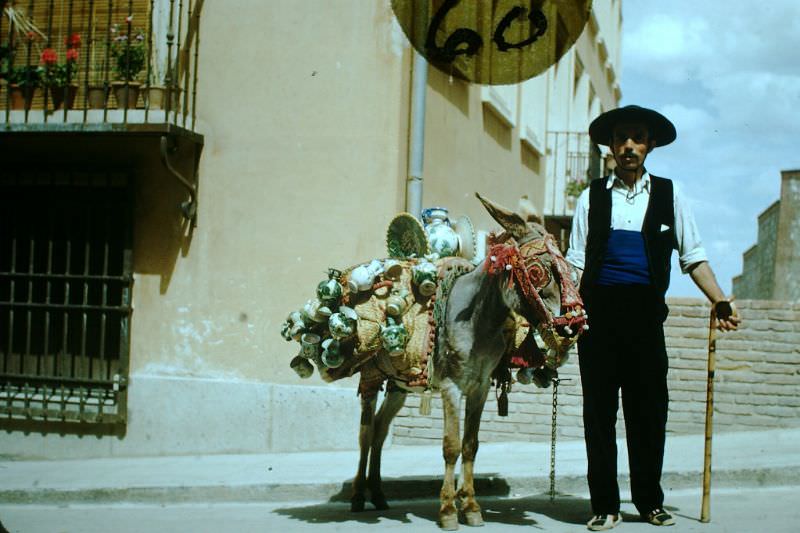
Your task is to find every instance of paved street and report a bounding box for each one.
[2,486,798,533]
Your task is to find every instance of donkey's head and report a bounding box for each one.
[476,193,588,367]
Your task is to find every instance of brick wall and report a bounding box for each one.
[391,298,800,445]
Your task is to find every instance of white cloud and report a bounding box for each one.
[658,103,714,138]
[620,1,800,296]
[625,15,712,83]
[625,1,800,80]
[707,72,800,135]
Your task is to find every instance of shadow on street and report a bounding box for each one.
[274,493,603,528]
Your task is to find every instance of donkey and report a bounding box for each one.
[347,193,587,529]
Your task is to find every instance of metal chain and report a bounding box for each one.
[549,377,560,502]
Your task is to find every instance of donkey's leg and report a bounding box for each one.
[367,383,408,510]
[457,384,490,527]
[439,378,462,531]
[351,393,377,512]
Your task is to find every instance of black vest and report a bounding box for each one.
[580,175,677,296]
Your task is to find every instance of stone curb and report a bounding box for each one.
[2,466,798,505]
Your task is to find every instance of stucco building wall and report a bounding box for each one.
[2,0,624,459]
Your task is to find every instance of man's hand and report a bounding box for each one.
[688,262,743,332]
[713,299,741,331]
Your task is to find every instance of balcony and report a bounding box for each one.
[0,0,203,436]
[0,1,203,220]
[1,0,199,127]
[543,131,606,250]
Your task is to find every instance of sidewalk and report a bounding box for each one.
[1,429,798,505]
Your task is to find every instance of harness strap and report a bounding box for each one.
[486,242,554,328]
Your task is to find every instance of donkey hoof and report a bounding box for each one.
[350,495,366,513]
[463,510,484,527]
[371,494,390,510]
[439,513,459,531]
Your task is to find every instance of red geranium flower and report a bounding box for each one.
[66,48,80,62]
[41,47,58,66]
[66,33,82,49]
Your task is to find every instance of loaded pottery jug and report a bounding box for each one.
[290,355,315,378]
[412,259,438,296]
[380,317,408,357]
[329,306,357,340]
[423,207,460,258]
[321,338,344,368]
[316,269,343,307]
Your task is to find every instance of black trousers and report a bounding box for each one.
[578,285,669,516]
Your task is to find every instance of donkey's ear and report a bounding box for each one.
[518,195,543,224]
[476,193,531,241]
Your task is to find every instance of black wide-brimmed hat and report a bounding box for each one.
[589,105,676,147]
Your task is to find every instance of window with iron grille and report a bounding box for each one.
[0,171,133,436]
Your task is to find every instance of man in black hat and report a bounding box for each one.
[566,105,740,530]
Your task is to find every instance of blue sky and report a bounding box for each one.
[618,0,800,297]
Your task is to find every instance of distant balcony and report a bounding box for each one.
[543,131,605,251]
[0,0,200,132]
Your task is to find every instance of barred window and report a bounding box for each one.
[1,172,133,435]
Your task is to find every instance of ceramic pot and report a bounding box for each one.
[87,85,109,109]
[112,81,141,109]
[49,84,78,110]
[412,260,437,296]
[288,310,308,341]
[321,338,344,368]
[348,264,376,293]
[328,308,356,340]
[426,219,460,257]
[386,290,410,317]
[9,84,36,110]
[421,207,449,225]
[300,332,322,358]
[381,318,408,356]
[302,298,329,323]
[145,85,166,109]
[290,355,314,378]
[280,320,293,341]
[383,259,404,280]
[316,274,343,308]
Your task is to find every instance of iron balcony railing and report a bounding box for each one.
[0,0,201,130]
[545,131,604,217]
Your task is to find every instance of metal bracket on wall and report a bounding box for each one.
[160,135,198,224]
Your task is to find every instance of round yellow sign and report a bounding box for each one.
[391,0,592,85]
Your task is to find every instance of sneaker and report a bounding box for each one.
[587,514,622,531]
[644,508,675,526]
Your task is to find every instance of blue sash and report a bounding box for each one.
[597,230,651,286]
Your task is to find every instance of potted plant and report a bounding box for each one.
[41,36,81,110]
[109,21,146,108]
[144,55,166,109]
[84,30,110,109]
[565,177,588,210]
[0,43,10,81]
[86,52,111,109]
[7,64,42,110]
[565,177,588,198]
[86,65,109,108]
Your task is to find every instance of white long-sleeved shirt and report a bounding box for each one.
[565,172,708,274]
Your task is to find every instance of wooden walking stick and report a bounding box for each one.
[700,306,718,523]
